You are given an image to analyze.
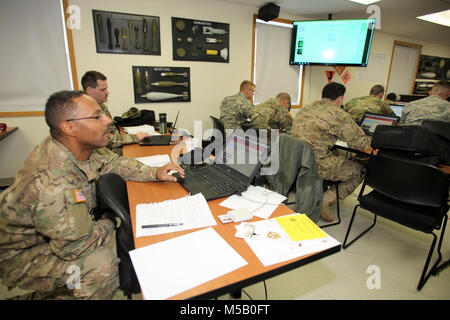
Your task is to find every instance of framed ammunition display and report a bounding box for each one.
[413,55,449,94]
[171,17,229,63]
[413,81,435,95]
[416,55,450,80]
[132,66,191,104]
[93,10,161,55]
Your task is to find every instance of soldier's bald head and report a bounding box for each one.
[45,90,86,138]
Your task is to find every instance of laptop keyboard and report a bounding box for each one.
[186,165,245,195]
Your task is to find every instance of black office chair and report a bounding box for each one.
[422,119,450,141]
[342,154,449,290]
[206,115,228,157]
[210,116,226,141]
[96,173,141,299]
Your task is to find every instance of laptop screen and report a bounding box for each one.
[217,133,268,178]
[360,114,398,135]
[390,104,404,117]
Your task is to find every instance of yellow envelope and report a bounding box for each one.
[275,214,327,242]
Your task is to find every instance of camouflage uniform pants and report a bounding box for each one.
[317,155,365,200]
[3,246,119,300]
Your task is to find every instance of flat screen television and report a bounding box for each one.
[289,19,375,66]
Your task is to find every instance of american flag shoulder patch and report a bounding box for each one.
[74,189,87,202]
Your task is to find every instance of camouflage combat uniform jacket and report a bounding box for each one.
[101,103,139,156]
[249,98,293,133]
[0,136,158,288]
[289,99,371,177]
[343,96,396,123]
[399,95,450,126]
[219,92,253,129]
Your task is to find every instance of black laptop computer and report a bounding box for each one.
[139,111,180,146]
[360,113,399,136]
[176,132,269,200]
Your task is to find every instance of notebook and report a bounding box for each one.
[176,132,269,201]
[360,113,399,136]
[389,104,404,117]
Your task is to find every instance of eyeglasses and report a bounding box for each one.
[65,110,104,122]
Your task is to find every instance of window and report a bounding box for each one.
[251,15,304,107]
[0,0,76,115]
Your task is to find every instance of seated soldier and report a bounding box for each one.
[0,90,184,299]
[248,92,293,133]
[343,84,396,123]
[219,80,256,130]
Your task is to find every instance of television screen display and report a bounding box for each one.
[289,19,375,66]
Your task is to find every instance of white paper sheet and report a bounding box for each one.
[219,185,287,219]
[123,125,160,135]
[129,227,248,300]
[136,193,217,238]
[335,140,348,148]
[136,154,171,167]
[242,214,341,267]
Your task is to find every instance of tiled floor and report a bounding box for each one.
[219,187,450,300]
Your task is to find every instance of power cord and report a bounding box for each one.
[248,190,269,213]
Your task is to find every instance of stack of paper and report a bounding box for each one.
[136,154,171,167]
[241,213,340,267]
[123,125,160,135]
[220,185,287,219]
[135,193,217,238]
[129,227,248,300]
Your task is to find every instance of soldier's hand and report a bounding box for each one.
[137,132,150,141]
[156,162,185,182]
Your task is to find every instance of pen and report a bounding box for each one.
[142,223,183,229]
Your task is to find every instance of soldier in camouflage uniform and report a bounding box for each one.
[400,80,450,126]
[0,91,184,299]
[219,80,256,129]
[82,71,150,155]
[343,85,396,123]
[290,82,371,222]
[249,92,293,133]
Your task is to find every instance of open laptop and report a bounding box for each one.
[176,132,269,200]
[360,113,399,136]
[389,104,404,117]
[139,111,180,146]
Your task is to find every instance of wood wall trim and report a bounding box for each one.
[0,111,44,117]
[63,0,79,91]
[385,40,423,97]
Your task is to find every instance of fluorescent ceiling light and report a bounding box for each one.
[417,9,450,27]
[347,0,380,5]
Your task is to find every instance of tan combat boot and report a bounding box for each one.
[320,189,337,222]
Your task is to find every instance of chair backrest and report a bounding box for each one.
[422,119,450,141]
[97,173,133,243]
[364,155,449,209]
[96,173,140,296]
[371,125,450,165]
[210,116,225,138]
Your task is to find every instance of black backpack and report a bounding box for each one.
[114,109,156,127]
[371,125,450,166]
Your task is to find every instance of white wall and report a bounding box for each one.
[294,30,450,117]
[1,0,449,178]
